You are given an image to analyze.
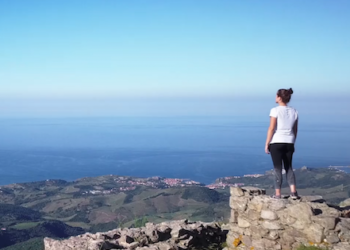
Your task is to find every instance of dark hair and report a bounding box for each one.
[277,88,293,103]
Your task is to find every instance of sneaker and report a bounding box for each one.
[290,192,300,200]
[270,194,281,199]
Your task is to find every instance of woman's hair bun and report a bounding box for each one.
[288,88,293,94]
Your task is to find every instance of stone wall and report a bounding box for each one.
[44,220,226,250]
[226,187,350,250]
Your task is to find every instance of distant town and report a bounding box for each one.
[79,172,269,196]
[1,166,348,197]
[82,175,203,195]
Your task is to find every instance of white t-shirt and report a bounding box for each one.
[269,106,298,144]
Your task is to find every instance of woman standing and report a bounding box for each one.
[265,88,299,199]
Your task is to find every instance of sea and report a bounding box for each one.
[0,115,349,185]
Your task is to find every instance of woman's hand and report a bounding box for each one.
[265,116,276,154]
[265,145,270,154]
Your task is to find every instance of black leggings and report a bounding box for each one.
[269,143,296,189]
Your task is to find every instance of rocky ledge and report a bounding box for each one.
[44,220,227,250]
[226,186,350,250]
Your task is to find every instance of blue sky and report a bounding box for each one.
[1,0,349,117]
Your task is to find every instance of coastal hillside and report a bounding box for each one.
[0,176,229,249]
[1,167,350,249]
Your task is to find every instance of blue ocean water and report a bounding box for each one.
[0,116,349,185]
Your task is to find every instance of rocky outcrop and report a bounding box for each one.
[226,186,350,250]
[44,219,227,250]
[339,198,350,208]
[45,186,350,250]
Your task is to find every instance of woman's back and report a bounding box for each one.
[270,106,298,144]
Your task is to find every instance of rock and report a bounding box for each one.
[230,187,244,197]
[250,225,269,239]
[177,235,193,249]
[287,203,314,223]
[237,216,250,228]
[129,242,140,250]
[341,208,350,218]
[220,223,230,231]
[241,235,252,247]
[300,195,325,203]
[268,230,279,240]
[100,241,124,250]
[277,210,297,225]
[118,234,136,247]
[312,215,336,231]
[229,224,245,234]
[241,186,266,195]
[280,232,296,249]
[283,228,305,239]
[339,218,350,230]
[326,234,340,244]
[170,224,182,239]
[247,196,265,212]
[310,202,341,217]
[229,196,249,212]
[226,231,241,249]
[304,223,325,243]
[230,209,239,223]
[261,209,278,220]
[293,236,308,244]
[339,198,350,208]
[333,242,350,250]
[268,199,287,211]
[247,209,260,221]
[157,242,176,250]
[262,220,283,230]
[334,219,350,241]
[252,238,281,250]
[291,219,311,230]
[44,236,99,250]
[338,228,350,242]
[45,220,226,250]
[136,246,159,250]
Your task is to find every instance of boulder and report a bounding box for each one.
[241,186,266,196]
[261,209,278,220]
[339,198,350,208]
[230,187,244,197]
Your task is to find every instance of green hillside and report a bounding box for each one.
[1,238,44,250]
[0,221,84,249]
[1,168,349,249]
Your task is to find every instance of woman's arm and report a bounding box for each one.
[293,119,298,141]
[265,116,277,154]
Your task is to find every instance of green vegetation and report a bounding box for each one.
[1,238,44,250]
[192,206,215,218]
[0,204,42,222]
[181,187,224,203]
[10,222,40,230]
[133,216,148,228]
[0,221,84,249]
[89,221,119,233]
[123,193,134,204]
